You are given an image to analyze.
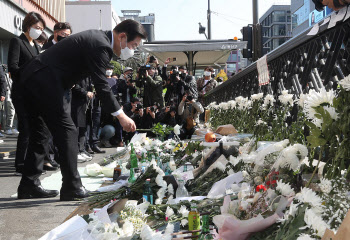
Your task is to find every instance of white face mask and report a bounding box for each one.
[106,70,113,76]
[204,71,211,77]
[120,37,135,60]
[29,27,42,40]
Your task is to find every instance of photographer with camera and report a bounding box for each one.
[197,66,217,106]
[142,65,164,108]
[178,92,204,139]
[178,66,198,100]
[118,67,136,104]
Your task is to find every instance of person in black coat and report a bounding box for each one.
[16,19,147,200]
[0,63,6,102]
[7,12,46,175]
[42,22,72,50]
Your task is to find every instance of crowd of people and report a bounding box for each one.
[0,11,220,200]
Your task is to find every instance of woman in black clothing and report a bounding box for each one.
[7,12,46,175]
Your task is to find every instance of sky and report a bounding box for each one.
[111,0,291,41]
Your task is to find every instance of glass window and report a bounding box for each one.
[287,15,291,22]
[272,24,286,36]
[228,53,237,62]
[273,11,286,22]
[227,63,236,69]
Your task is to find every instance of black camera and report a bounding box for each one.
[170,69,179,82]
[187,95,193,101]
[150,106,155,112]
[136,103,143,111]
[138,64,151,79]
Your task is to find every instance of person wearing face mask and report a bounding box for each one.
[178,66,198,101]
[42,22,72,50]
[143,66,164,108]
[8,12,46,176]
[16,19,146,200]
[197,66,217,107]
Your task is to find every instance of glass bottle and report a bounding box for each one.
[142,178,154,204]
[113,163,122,182]
[199,214,213,239]
[164,162,172,176]
[183,164,188,172]
[128,168,136,183]
[188,203,200,235]
[176,179,189,198]
[140,153,148,174]
[130,143,138,169]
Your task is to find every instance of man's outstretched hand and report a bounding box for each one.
[117,112,136,132]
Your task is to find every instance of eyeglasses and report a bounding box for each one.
[58,32,70,37]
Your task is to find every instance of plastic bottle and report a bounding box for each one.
[188,203,200,235]
[176,179,189,198]
[142,178,154,204]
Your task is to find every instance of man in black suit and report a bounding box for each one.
[17,19,147,200]
[42,22,72,50]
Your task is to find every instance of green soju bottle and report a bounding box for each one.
[142,178,154,204]
[128,168,136,183]
[199,214,213,239]
[130,143,138,169]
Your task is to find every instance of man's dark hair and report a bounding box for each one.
[22,12,46,33]
[131,97,141,103]
[54,22,72,33]
[312,0,324,11]
[113,19,148,42]
[36,31,48,45]
[205,66,214,72]
[179,66,187,70]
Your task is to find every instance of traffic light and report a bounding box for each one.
[242,26,252,59]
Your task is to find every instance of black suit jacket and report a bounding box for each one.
[42,40,54,50]
[7,33,41,84]
[72,77,91,127]
[21,30,120,113]
[0,64,6,97]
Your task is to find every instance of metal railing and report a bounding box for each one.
[205,15,350,106]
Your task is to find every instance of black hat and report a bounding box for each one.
[312,0,324,11]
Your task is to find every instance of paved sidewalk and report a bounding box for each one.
[0,135,117,240]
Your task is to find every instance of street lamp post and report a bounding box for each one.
[207,0,211,40]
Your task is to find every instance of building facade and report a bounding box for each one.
[119,10,155,42]
[291,0,333,36]
[0,0,61,64]
[65,0,120,34]
[259,5,293,53]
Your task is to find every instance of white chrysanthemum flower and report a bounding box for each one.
[296,188,323,208]
[338,74,350,91]
[278,92,294,106]
[181,219,189,227]
[296,93,307,108]
[297,233,315,240]
[255,119,267,126]
[157,187,166,199]
[251,93,264,101]
[227,100,236,108]
[264,94,275,106]
[292,144,308,159]
[164,223,174,235]
[319,178,333,194]
[276,180,295,197]
[155,198,163,205]
[235,96,244,104]
[165,206,174,218]
[304,88,337,122]
[219,102,230,110]
[167,184,174,195]
[156,174,167,188]
[324,106,339,120]
[304,208,329,237]
[179,205,189,218]
[207,102,217,110]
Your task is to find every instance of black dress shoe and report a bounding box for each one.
[60,187,91,201]
[86,147,95,155]
[91,144,106,154]
[43,163,59,171]
[18,184,59,199]
[49,159,60,168]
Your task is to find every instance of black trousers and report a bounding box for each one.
[12,94,29,172]
[20,67,82,191]
[78,127,86,152]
